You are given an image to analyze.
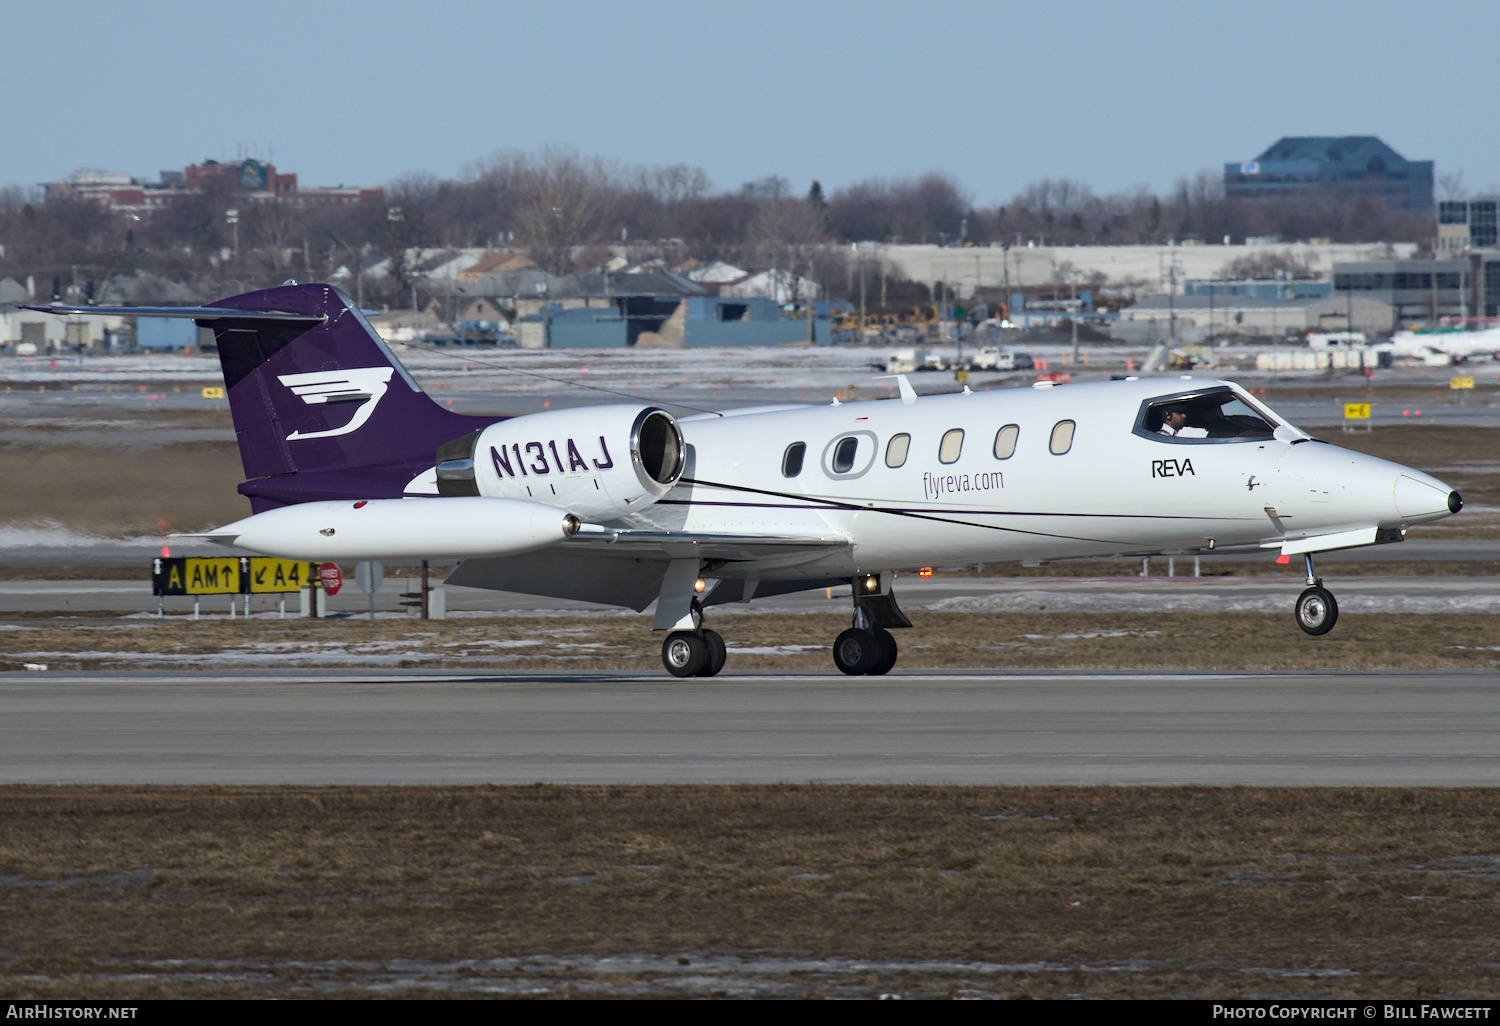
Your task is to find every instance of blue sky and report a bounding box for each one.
[5,0,1497,203]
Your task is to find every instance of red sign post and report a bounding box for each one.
[319,563,344,596]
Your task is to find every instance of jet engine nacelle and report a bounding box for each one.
[209,496,581,561]
[434,405,685,522]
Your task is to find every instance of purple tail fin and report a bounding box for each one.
[206,283,501,511]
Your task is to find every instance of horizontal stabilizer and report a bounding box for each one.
[19,303,324,325]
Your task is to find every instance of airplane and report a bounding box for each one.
[1378,325,1500,365]
[27,282,1463,676]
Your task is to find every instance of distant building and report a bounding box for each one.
[1117,294,1394,341]
[1224,137,1434,211]
[1437,200,1498,254]
[1335,253,1500,323]
[42,158,383,217]
[1183,279,1332,300]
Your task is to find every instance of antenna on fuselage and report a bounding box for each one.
[873,374,917,405]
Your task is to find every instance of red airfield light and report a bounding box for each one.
[918,567,933,577]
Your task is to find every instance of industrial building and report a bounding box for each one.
[1224,137,1434,211]
[1437,200,1499,253]
[1332,255,1500,324]
[1116,294,1394,343]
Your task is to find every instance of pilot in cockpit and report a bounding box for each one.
[1157,404,1208,438]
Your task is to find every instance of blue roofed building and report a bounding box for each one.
[1225,137,1433,211]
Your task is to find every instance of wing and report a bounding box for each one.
[564,524,849,563]
[445,526,851,611]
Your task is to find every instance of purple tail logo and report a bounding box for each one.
[278,367,395,440]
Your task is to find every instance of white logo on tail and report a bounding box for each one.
[278,367,395,440]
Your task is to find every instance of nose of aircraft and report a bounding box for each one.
[1395,471,1462,521]
[1374,462,1452,525]
[1277,443,1461,530]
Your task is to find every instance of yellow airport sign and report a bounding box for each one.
[1343,403,1371,420]
[202,387,225,399]
[1450,376,1474,390]
[246,558,313,594]
[184,558,241,594]
[152,557,241,595]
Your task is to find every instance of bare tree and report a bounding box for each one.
[749,192,829,300]
[508,147,619,274]
[1437,170,1467,202]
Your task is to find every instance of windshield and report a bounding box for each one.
[1135,387,1280,443]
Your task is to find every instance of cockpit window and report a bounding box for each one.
[1137,388,1277,443]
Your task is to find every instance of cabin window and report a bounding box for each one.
[832,436,860,474]
[938,429,965,464]
[885,433,910,468]
[1049,420,1075,455]
[782,442,806,477]
[993,424,1019,459]
[1137,388,1278,443]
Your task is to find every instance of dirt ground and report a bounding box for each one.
[3,611,1498,673]
[2,785,1498,999]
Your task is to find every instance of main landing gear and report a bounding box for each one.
[652,565,911,678]
[655,561,730,678]
[833,573,911,676]
[1293,552,1339,636]
[833,626,898,675]
[662,623,727,678]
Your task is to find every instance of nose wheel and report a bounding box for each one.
[1292,554,1339,636]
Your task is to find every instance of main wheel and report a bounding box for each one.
[662,631,708,677]
[1294,586,1339,636]
[697,629,727,677]
[867,628,898,676]
[833,628,879,675]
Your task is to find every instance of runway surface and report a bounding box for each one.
[3,669,1496,786]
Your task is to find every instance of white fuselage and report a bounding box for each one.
[618,377,1453,579]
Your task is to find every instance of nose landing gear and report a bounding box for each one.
[1293,552,1339,636]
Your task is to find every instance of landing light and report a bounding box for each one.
[693,576,706,594]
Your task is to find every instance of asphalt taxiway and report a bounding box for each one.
[2,669,1495,786]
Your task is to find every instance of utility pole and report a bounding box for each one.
[1071,269,1080,367]
[1167,260,1178,347]
[858,250,866,344]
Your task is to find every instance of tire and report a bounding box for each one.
[867,628,898,676]
[698,629,727,677]
[1294,586,1339,636]
[833,628,878,675]
[662,631,708,677]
